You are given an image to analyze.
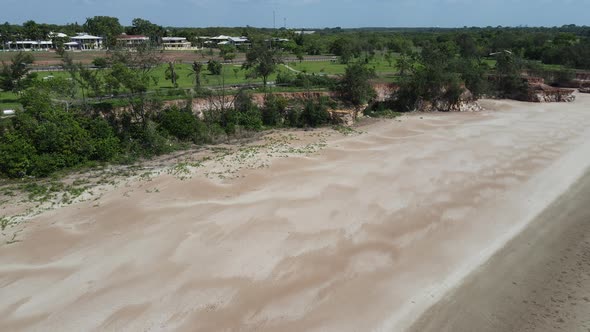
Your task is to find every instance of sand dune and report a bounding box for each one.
[2,94,590,331]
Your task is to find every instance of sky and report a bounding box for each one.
[1,0,590,28]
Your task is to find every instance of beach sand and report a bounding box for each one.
[409,167,590,332]
[2,94,590,331]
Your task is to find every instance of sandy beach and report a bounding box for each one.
[2,93,590,331]
[410,166,590,332]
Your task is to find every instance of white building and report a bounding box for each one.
[208,35,249,48]
[162,37,192,50]
[49,32,68,38]
[117,34,150,47]
[70,33,103,50]
[4,40,53,50]
[210,35,230,44]
[228,36,249,47]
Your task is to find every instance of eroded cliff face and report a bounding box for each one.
[162,91,336,117]
[524,77,576,103]
[372,82,400,102]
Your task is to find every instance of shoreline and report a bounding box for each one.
[409,167,590,331]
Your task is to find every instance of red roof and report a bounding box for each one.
[118,35,149,40]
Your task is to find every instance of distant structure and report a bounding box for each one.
[116,34,150,48]
[205,35,250,48]
[69,33,103,50]
[292,30,316,35]
[3,32,102,51]
[162,37,192,50]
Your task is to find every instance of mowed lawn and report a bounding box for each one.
[1,53,405,108]
[0,91,20,110]
[285,55,401,76]
[0,64,292,108]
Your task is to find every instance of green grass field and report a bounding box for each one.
[0,91,19,110]
[285,55,401,76]
[0,64,294,108]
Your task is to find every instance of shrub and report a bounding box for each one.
[300,98,331,127]
[261,94,288,126]
[0,133,36,178]
[276,71,296,85]
[207,60,222,75]
[284,108,301,127]
[140,120,175,156]
[158,106,200,141]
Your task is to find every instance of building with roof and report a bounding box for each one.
[228,36,249,47]
[49,32,68,38]
[210,35,230,44]
[162,37,192,50]
[70,33,103,50]
[117,34,150,48]
[4,40,54,51]
[293,30,316,35]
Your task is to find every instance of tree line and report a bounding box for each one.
[2,22,589,178]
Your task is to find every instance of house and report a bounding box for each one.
[64,41,81,50]
[117,34,150,47]
[49,32,68,38]
[210,35,230,44]
[228,36,249,47]
[293,30,316,35]
[4,40,53,50]
[70,33,103,50]
[162,37,192,50]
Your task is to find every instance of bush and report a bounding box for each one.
[30,153,66,177]
[234,90,263,131]
[261,95,288,126]
[207,60,222,75]
[92,57,108,68]
[276,71,295,85]
[300,98,331,127]
[158,106,201,141]
[140,121,175,156]
[0,133,36,178]
[82,117,121,161]
[284,108,301,127]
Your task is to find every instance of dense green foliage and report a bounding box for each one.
[2,20,590,177]
[243,41,283,86]
[0,52,36,92]
[338,62,376,108]
[83,16,124,48]
[0,64,344,178]
[207,60,223,76]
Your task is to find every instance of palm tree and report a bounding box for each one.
[164,61,178,88]
[188,61,203,89]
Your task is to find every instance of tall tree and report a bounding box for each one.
[83,16,123,48]
[165,61,178,88]
[189,61,204,88]
[338,62,376,114]
[128,18,165,44]
[242,42,283,87]
[22,20,46,41]
[207,60,222,75]
[0,52,35,93]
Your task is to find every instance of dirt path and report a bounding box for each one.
[409,169,590,332]
[2,95,590,331]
